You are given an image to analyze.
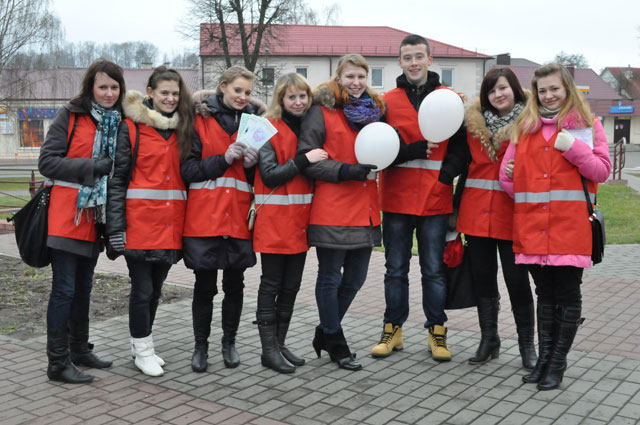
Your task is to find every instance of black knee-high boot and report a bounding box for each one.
[191,301,212,372]
[256,310,295,373]
[523,303,555,383]
[221,293,243,368]
[537,304,583,391]
[512,302,537,370]
[469,297,501,364]
[276,304,305,366]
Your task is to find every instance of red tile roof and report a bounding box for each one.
[200,24,491,59]
[602,67,640,99]
[0,68,201,100]
[506,66,624,116]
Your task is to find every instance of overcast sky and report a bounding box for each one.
[52,0,639,73]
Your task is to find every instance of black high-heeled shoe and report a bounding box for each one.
[312,326,325,358]
[325,330,362,371]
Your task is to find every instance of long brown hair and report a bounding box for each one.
[147,66,194,162]
[512,63,593,144]
[70,58,126,111]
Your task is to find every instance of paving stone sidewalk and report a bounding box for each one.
[1,233,640,424]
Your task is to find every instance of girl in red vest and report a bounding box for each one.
[500,63,611,390]
[181,66,265,372]
[38,59,125,383]
[106,67,194,376]
[254,73,328,373]
[441,67,536,368]
[297,54,383,371]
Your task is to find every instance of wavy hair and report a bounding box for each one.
[512,63,593,144]
[265,73,312,120]
[147,66,195,162]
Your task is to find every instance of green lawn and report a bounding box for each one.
[597,184,640,244]
[0,177,40,191]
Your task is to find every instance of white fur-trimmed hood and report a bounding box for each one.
[122,90,180,130]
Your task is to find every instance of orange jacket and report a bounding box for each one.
[123,120,186,250]
[380,87,453,216]
[310,107,380,227]
[457,132,514,240]
[183,115,252,239]
[48,114,97,242]
[253,119,313,254]
[512,129,596,255]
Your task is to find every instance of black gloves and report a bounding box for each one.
[109,232,126,253]
[407,140,429,160]
[94,153,113,178]
[341,163,376,181]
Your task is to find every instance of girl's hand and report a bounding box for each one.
[305,148,329,164]
[427,142,439,158]
[505,159,515,179]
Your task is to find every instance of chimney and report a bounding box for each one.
[141,62,153,69]
[496,53,511,65]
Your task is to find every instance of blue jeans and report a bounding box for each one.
[126,258,172,338]
[315,247,372,334]
[47,248,98,335]
[383,212,448,328]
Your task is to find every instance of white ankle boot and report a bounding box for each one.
[131,333,165,366]
[131,335,164,376]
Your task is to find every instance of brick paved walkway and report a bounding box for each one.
[1,233,640,424]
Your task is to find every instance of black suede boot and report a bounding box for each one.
[68,321,112,369]
[513,302,538,370]
[191,301,212,373]
[257,312,295,373]
[276,306,305,366]
[312,326,325,358]
[221,293,243,368]
[469,297,501,364]
[325,330,362,371]
[523,303,556,383]
[537,304,583,391]
[47,330,94,384]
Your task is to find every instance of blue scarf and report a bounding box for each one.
[75,99,120,225]
[343,92,382,130]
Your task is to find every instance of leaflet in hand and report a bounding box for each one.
[566,128,594,150]
[237,113,278,150]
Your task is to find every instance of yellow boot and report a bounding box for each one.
[371,323,403,358]
[428,325,451,361]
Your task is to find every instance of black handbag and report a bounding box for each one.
[444,235,477,310]
[7,184,52,268]
[582,177,605,265]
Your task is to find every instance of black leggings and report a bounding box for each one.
[528,265,583,306]
[193,268,245,308]
[257,252,306,320]
[466,235,533,307]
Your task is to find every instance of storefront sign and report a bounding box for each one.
[610,105,634,114]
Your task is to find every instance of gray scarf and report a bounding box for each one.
[483,102,524,136]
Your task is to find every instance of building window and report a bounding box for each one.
[371,67,383,88]
[261,67,275,86]
[441,69,453,87]
[296,67,308,78]
[19,119,44,148]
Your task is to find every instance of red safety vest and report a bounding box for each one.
[457,132,514,240]
[123,120,186,250]
[183,115,252,239]
[253,119,313,254]
[309,107,380,227]
[512,129,597,255]
[48,113,97,242]
[380,87,453,216]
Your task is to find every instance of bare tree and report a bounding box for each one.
[553,51,589,69]
[0,0,63,77]
[178,0,339,72]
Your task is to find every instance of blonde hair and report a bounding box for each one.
[334,53,370,78]
[265,73,313,120]
[512,63,593,144]
[216,66,255,95]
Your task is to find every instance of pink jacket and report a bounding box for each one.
[499,113,611,268]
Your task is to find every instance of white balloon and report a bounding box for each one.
[418,88,464,143]
[354,122,400,171]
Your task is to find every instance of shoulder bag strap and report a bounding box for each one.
[581,176,594,216]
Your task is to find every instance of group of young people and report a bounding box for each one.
[37,33,611,392]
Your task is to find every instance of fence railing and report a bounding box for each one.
[610,138,626,181]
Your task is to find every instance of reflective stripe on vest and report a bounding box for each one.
[126,188,187,200]
[52,180,82,189]
[189,177,251,193]
[396,159,442,171]
[465,178,504,192]
[514,190,595,204]
[255,193,313,205]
